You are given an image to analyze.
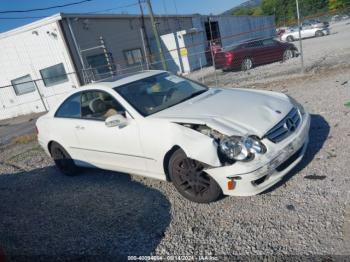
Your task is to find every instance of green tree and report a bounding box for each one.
[329,0,350,10]
[232,6,263,16]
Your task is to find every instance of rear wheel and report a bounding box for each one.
[315,30,324,37]
[241,58,253,71]
[50,142,80,176]
[168,149,222,203]
[286,35,294,42]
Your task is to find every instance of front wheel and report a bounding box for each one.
[168,149,222,203]
[283,49,294,61]
[50,142,80,176]
[315,30,324,37]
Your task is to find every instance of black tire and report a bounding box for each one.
[241,57,253,71]
[50,142,80,176]
[286,35,294,42]
[168,149,222,203]
[315,30,324,37]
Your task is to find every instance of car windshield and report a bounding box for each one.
[114,72,208,116]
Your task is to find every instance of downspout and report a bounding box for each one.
[56,19,82,86]
[67,18,86,83]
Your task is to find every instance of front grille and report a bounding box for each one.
[265,107,301,143]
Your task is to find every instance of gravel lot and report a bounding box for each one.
[0,113,43,147]
[0,21,350,259]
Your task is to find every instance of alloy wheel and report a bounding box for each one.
[52,147,71,173]
[242,58,253,71]
[283,49,293,61]
[172,157,211,197]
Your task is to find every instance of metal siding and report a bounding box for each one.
[0,22,79,120]
[213,16,276,48]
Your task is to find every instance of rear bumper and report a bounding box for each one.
[38,136,51,156]
[206,112,310,196]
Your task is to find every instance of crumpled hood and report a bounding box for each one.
[150,88,293,138]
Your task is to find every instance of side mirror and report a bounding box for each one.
[105,114,128,128]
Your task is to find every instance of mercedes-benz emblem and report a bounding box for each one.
[285,118,296,131]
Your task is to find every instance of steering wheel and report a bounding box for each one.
[163,88,177,103]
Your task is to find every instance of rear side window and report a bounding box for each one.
[55,93,81,118]
[262,39,276,46]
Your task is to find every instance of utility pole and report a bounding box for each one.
[208,17,218,86]
[296,0,305,73]
[146,0,167,70]
[138,0,151,69]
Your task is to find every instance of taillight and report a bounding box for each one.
[224,52,234,65]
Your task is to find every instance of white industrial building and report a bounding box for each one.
[0,13,275,120]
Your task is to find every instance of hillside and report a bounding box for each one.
[221,0,262,15]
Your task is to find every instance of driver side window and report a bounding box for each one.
[81,90,125,121]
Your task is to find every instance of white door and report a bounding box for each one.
[74,90,147,173]
[53,92,85,162]
[301,25,315,38]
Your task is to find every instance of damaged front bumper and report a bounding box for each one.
[206,112,311,196]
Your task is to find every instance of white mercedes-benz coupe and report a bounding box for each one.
[36,70,310,203]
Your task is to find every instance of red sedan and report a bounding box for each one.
[214,38,298,71]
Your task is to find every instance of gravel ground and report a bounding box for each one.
[0,113,43,147]
[0,21,350,260]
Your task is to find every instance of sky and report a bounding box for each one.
[0,0,245,33]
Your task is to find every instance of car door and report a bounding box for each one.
[74,90,147,173]
[289,27,300,40]
[260,39,282,63]
[301,24,314,38]
[249,40,265,65]
[53,92,85,162]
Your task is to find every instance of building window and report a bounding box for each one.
[86,53,115,79]
[124,48,143,65]
[11,75,36,96]
[40,63,68,87]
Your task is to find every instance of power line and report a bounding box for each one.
[0,16,46,20]
[0,0,93,14]
[86,2,140,14]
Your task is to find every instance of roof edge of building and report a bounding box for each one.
[0,13,63,40]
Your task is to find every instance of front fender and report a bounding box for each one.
[138,119,222,175]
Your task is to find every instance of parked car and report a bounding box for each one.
[37,70,310,203]
[331,15,341,22]
[302,19,329,28]
[281,25,330,42]
[214,38,298,71]
[276,27,287,39]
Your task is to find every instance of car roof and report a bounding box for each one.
[86,70,166,89]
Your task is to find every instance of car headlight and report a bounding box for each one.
[219,136,265,161]
[287,95,305,115]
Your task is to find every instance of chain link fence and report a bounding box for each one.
[1,8,349,121]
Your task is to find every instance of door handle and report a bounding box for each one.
[75,125,85,130]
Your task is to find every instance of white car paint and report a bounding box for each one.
[281,26,330,41]
[37,70,310,197]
